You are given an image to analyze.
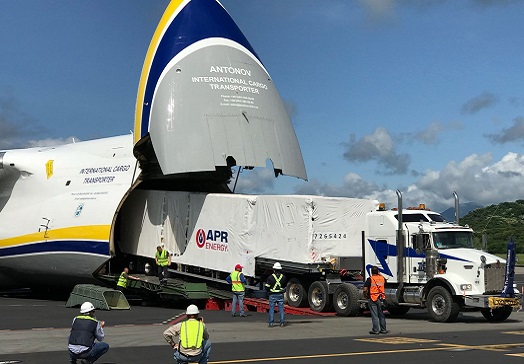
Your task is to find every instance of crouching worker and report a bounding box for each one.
[68,301,109,364]
[163,304,211,364]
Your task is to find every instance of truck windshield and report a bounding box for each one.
[433,231,473,249]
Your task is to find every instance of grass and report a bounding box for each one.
[495,253,524,265]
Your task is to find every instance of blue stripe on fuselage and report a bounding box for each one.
[0,240,110,257]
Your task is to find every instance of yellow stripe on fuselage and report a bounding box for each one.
[0,225,111,247]
[134,0,185,144]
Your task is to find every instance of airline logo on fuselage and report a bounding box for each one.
[195,229,228,252]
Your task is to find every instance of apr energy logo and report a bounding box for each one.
[196,229,228,252]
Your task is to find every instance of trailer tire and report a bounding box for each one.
[308,281,333,312]
[286,278,307,308]
[427,286,460,322]
[333,283,360,316]
[481,306,512,322]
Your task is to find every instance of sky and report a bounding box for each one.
[1,0,524,213]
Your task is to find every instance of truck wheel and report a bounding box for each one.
[333,284,360,316]
[427,286,460,322]
[481,306,512,322]
[386,305,410,317]
[286,278,307,307]
[308,281,333,312]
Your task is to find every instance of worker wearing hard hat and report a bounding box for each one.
[67,301,109,364]
[265,262,287,327]
[226,263,247,317]
[163,304,211,364]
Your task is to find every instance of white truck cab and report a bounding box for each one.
[360,193,520,322]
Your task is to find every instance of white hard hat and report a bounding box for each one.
[186,304,200,315]
[80,301,95,314]
[272,262,282,270]
[144,263,151,274]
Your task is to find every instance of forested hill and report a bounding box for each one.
[460,200,524,254]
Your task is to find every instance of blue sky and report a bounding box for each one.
[1,0,524,212]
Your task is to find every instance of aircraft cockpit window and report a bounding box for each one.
[0,151,4,169]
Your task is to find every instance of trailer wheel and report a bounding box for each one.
[333,284,360,316]
[427,286,460,322]
[481,306,512,322]
[286,278,307,308]
[308,281,333,312]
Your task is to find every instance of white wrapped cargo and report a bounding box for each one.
[119,191,378,276]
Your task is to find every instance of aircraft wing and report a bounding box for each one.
[133,0,307,180]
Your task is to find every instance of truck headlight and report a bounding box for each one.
[460,284,472,291]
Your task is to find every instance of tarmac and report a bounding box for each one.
[0,267,523,362]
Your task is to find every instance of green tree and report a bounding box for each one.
[460,200,524,254]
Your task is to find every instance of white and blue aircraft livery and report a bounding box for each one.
[0,0,307,290]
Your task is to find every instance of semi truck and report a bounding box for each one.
[113,189,520,322]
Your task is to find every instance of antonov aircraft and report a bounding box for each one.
[0,0,306,290]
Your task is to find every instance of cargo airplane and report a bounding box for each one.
[0,0,307,290]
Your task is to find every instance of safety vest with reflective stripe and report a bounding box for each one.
[230,271,245,292]
[68,315,98,347]
[179,319,204,350]
[117,272,127,288]
[156,249,169,266]
[369,274,386,302]
[268,273,285,293]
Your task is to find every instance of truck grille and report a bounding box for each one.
[484,264,506,293]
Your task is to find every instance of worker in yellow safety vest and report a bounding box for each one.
[155,245,171,285]
[116,267,139,292]
[163,304,211,364]
[226,264,247,317]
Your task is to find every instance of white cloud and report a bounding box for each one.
[343,127,411,174]
[229,168,276,194]
[285,152,524,213]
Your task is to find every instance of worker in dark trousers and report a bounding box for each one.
[163,304,211,363]
[68,301,109,364]
[156,244,171,284]
[116,267,140,292]
[265,262,287,327]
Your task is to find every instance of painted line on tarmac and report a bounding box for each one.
[507,353,524,357]
[502,331,524,335]
[355,336,439,344]
[208,346,454,363]
[209,341,524,363]
[436,342,524,352]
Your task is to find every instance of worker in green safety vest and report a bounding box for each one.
[155,245,171,285]
[163,304,211,364]
[226,264,247,317]
[116,267,139,292]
